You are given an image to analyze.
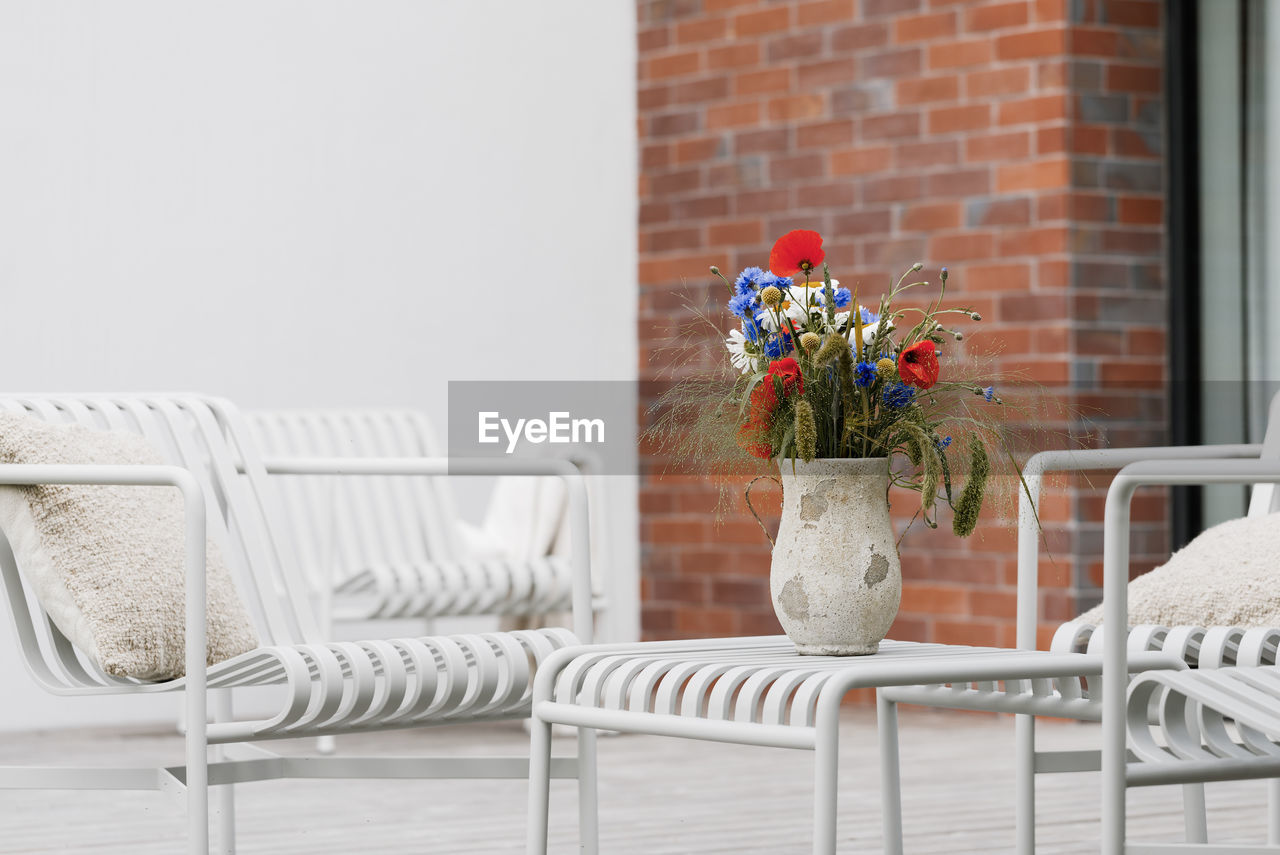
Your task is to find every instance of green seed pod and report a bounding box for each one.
[921,444,940,509]
[876,357,897,383]
[906,436,922,467]
[815,334,845,366]
[838,346,857,426]
[952,436,990,537]
[795,398,818,463]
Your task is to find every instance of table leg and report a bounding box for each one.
[1182,783,1207,843]
[578,727,599,855]
[876,692,904,855]
[1015,714,1035,855]
[1269,779,1280,844]
[814,702,840,855]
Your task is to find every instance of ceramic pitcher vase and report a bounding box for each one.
[769,457,902,655]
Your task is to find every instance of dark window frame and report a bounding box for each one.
[1167,0,1201,550]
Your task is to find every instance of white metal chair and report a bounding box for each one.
[0,394,598,855]
[243,408,586,627]
[1098,457,1280,854]
[244,408,594,756]
[879,391,1280,852]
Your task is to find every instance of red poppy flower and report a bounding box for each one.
[768,230,825,277]
[748,379,779,417]
[897,340,940,389]
[766,357,804,397]
[737,383,778,459]
[737,420,775,459]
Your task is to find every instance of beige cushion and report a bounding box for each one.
[1078,511,1280,628]
[0,412,258,680]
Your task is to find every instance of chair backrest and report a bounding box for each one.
[0,395,322,693]
[244,409,466,590]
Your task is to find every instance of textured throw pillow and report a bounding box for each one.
[1077,511,1280,628]
[0,411,259,680]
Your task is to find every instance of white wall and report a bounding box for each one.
[0,2,637,730]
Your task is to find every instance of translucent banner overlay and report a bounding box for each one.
[447,381,638,475]
[446,379,1280,477]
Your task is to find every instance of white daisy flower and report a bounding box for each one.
[755,295,809,333]
[834,305,894,346]
[803,278,841,305]
[724,328,754,374]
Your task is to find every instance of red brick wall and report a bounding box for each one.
[636,0,1167,646]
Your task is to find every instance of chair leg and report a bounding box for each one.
[1182,784,1207,843]
[1015,715,1035,855]
[876,692,904,855]
[187,699,210,855]
[526,713,554,855]
[577,727,599,855]
[1101,736,1124,855]
[212,691,236,855]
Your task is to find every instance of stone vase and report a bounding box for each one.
[769,457,902,655]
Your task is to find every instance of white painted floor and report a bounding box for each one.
[0,707,1267,853]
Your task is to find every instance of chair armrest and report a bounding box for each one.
[0,464,209,721]
[1102,459,1280,635]
[258,456,594,642]
[1015,444,1263,649]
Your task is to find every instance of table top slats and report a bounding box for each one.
[552,637,1103,728]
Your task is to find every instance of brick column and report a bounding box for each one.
[637,0,1167,645]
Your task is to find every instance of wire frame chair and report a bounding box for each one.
[1095,454,1280,854]
[244,408,579,624]
[0,394,597,855]
[879,391,1280,853]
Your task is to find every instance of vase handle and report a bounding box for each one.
[744,474,781,547]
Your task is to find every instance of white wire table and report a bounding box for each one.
[525,635,1122,855]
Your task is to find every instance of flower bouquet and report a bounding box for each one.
[715,227,1002,538]
[654,228,1015,654]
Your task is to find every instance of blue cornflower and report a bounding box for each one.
[763,332,793,359]
[983,385,995,402]
[882,383,915,409]
[734,266,765,296]
[811,283,845,307]
[728,293,756,319]
[742,317,761,344]
[758,273,794,291]
[859,306,880,326]
[937,436,953,450]
[853,361,877,388]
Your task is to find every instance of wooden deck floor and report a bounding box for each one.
[0,708,1267,853]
